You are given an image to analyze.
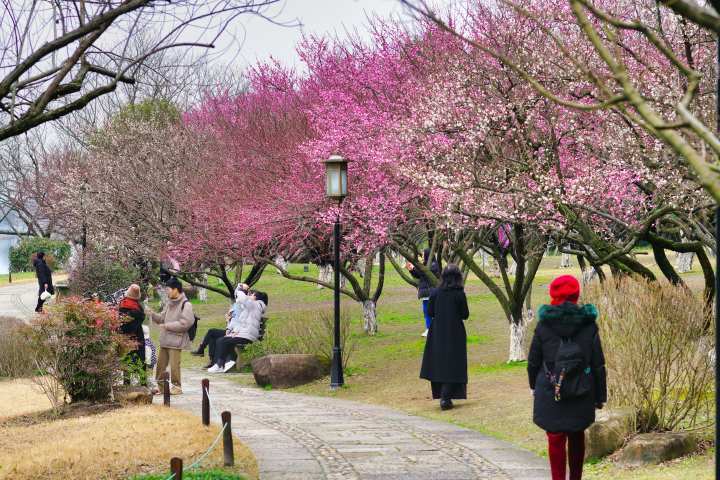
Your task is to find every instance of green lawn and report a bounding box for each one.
[0,272,38,286]
[152,254,713,480]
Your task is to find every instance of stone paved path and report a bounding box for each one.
[0,281,38,321]
[172,369,549,480]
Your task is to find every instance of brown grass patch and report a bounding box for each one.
[0,405,257,480]
[0,379,53,419]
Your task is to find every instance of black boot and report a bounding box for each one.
[191,346,205,356]
[204,360,214,369]
[440,399,454,411]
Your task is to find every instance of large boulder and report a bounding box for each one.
[584,408,635,459]
[617,432,697,467]
[251,354,325,388]
[114,386,153,405]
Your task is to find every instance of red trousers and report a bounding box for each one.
[547,431,585,480]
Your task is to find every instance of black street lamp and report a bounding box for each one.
[324,154,348,390]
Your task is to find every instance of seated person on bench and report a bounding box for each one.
[208,285,268,373]
[191,283,249,368]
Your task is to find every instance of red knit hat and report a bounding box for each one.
[549,275,580,305]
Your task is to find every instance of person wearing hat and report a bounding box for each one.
[118,284,146,385]
[146,277,195,395]
[527,275,607,480]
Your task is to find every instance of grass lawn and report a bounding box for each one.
[0,272,37,286]
[154,254,713,479]
[0,379,257,480]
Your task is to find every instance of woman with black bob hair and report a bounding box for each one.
[420,263,469,410]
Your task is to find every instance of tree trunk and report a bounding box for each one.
[317,264,332,289]
[273,255,288,275]
[560,253,572,268]
[155,285,169,310]
[362,299,378,336]
[581,267,598,286]
[198,274,208,302]
[317,264,345,289]
[675,252,694,273]
[356,258,367,278]
[508,313,529,362]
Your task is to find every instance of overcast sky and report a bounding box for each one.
[213,0,450,71]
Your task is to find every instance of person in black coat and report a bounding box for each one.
[527,275,607,480]
[406,248,440,337]
[419,263,469,411]
[33,251,54,313]
[118,284,147,385]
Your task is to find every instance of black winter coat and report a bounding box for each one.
[119,300,146,363]
[410,261,440,299]
[528,302,607,433]
[34,258,54,293]
[420,287,469,384]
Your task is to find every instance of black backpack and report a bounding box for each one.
[544,329,593,402]
[181,300,200,341]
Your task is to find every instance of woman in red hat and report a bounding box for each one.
[527,275,607,480]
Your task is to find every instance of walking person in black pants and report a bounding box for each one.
[33,251,54,313]
[420,264,469,410]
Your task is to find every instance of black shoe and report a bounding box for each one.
[440,399,454,411]
[191,349,205,357]
[203,361,214,369]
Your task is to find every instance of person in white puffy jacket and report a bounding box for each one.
[208,284,268,373]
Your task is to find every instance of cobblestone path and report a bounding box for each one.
[172,369,549,480]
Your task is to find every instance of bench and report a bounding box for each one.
[233,316,268,366]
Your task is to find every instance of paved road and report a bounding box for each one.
[173,369,550,480]
[0,281,38,321]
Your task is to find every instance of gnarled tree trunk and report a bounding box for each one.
[508,312,531,362]
[675,252,694,273]
[362,299,378,336]
[560,253,572,268]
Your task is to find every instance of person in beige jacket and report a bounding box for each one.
[147,277,195,395]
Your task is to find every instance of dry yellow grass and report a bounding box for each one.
[0,404,258,480]
[0,379,53,419]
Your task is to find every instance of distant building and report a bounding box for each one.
[0,214,23,274]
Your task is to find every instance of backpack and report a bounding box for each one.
[543,329,593,402]
[182,300,200,341]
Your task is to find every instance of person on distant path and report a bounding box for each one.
[33,251,54,313]
[406,248,440,337]
[118,284,146,385]
[527,275,607,480]
[209,285,267,374]
[191,283,248,368]
[147,277,195,395]
[420,264,469,411]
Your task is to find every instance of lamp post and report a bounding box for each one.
[324,154,348,390]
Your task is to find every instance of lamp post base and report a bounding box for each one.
[330,346,344,389]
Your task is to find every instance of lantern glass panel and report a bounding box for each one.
[326,164,341,197]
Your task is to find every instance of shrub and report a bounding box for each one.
[242,311,355,370]
[68,250,140,299]
[27,298,134,405]
[0,316,36,378]
[584,278,713,432]
[9,237,71,272]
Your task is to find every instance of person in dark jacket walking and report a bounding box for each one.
[527,275,607,480]
[33,251,54,313]
[118,284,146,385]
[420,263,469,410]
[407,248,440,337]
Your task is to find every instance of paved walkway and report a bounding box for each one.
[0,281,38,321]
[173,369,549,480]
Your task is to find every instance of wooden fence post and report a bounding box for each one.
[170,457,183,480]
[163,371,170,406]
[202,378,210,426]
[221,411,234,467]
